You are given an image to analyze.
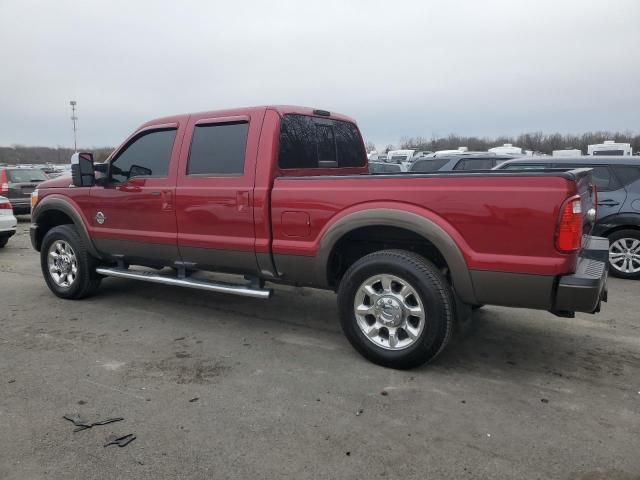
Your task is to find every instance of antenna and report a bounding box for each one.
[69,100,78,152]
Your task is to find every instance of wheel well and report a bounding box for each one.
[35,209,74,250]
[602,225,640,238]
[327,226,450,288]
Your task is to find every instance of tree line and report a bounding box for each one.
[377,131,640,155]
[0,146,114,165]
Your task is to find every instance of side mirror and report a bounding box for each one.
[71,152,95,187]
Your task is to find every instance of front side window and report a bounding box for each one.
[585,166,620,191]
[612,165,640,187]
[279,114,366,169]
[188,122,249,175]
[110,129,176,183]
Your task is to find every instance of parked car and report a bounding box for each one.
[495,156,640,279]
[410,153,516,172]
[30,106,607,369]
[0,196,17,248]
[0,167,48,214]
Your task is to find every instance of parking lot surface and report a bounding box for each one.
[1,218,639,479]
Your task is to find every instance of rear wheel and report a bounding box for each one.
[40,225,102,299]
[337,249,454,369]
[607,230,640,279]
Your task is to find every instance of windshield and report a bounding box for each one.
[7,168,48,182]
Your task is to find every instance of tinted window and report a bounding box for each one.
[563,163,620,192]
[188,122,249,175]
[369,162,401,173]
[612,165,640,187]
[454,158,495,170]
[593,150,624,156]
[111,129,176,183]
[317,124,336,166]
[279,114,366,169]
[410,159,449,172]
[502,163,550,170]
[7,168,47,182]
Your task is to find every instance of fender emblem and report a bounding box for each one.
[95,211,106,225]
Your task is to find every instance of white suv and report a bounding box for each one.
[0,196,17,248]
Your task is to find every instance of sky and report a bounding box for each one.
[0,0,638,150]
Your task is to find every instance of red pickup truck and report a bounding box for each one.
[30,106,608,368]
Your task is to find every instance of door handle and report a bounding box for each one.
[597,200,620,206]
[150,191,161,196]
[236,191,250,213]
[161,190,173,211]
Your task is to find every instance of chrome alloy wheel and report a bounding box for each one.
[609,238,640,274]
[353,274,426,350]
[47,240,78,288]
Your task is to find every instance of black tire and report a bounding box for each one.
[40,225,102,299]
[337,249,455,369]
[607,229,640,280]
[0,236,8,248]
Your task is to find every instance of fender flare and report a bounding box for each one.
[32,195,101,258]
[314,208,476,304]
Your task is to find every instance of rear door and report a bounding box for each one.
[174,110,264,273]
[558,164,626,220]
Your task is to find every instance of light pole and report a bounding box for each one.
[69,100,78,152]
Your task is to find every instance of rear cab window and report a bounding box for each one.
[278,114,366,170]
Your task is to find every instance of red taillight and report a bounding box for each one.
[0,201,12,210]
[556,196,583,252]
[0,169,8,194]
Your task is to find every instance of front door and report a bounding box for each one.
[90,125,184,265]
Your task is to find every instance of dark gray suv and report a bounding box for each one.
[0,167,48,214]
[495,156,640,279]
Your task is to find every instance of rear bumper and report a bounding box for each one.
[553,236,608,314]
[9,198,31,214]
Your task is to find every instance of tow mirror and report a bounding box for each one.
[71,152,95,187]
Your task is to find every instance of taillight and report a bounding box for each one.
[0,200,12,210]
[0,169,8,194]
[556,196,583,252]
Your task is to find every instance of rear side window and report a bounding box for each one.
[453,158,495,170]
[502,163,550,170]
[410,159,449,172]
[110,129,176,183]
[279,114,366,169]
[566,164,622,192]
[612,165,640,187]
[188,122,249,175]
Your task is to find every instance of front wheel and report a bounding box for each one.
[40,225,102,299]
[608,229,640,279]
[337,250,455,369]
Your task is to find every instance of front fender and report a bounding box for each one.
[31,195,101,258]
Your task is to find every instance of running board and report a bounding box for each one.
[95,267,272,299]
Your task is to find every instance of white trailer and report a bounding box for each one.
[588,140,632,156]
[552,149,582,157]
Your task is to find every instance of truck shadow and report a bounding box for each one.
[97,278,637,386]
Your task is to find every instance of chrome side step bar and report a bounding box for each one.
[95,267,272,299]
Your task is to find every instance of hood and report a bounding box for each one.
[39,174,72,189]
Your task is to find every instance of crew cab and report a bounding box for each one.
[30,106,608,369]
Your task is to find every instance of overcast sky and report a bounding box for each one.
[1,0,638,149]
